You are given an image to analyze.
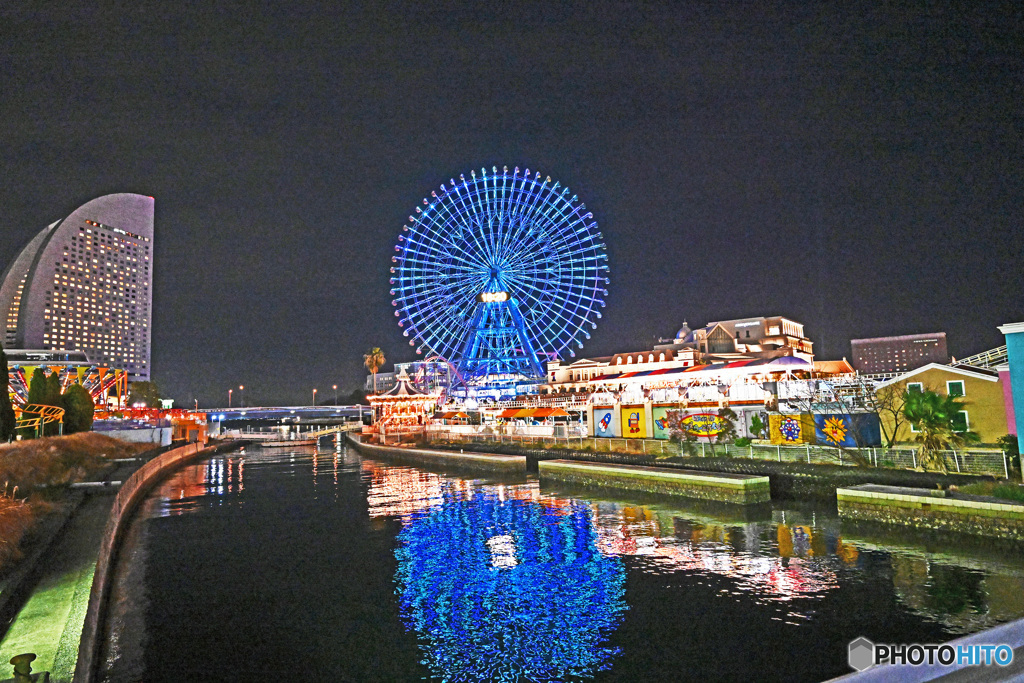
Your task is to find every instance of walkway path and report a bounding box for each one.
[0,453,165,682]
[0,493,112,681]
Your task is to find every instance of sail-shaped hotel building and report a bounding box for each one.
[0,193,154,381]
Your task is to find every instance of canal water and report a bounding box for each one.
[98,444,1024,682]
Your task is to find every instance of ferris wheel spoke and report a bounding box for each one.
[512,279,593,338]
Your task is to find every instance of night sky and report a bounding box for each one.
[2,3,1022,407]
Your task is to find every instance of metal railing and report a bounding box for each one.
[13,403,66,437]
[491,394,592,409]
[954,345,1008,369]
[424,430,1015,479]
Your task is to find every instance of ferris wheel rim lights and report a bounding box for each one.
[389,166,609,371]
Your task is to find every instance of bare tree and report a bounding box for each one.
[872,383,909,448]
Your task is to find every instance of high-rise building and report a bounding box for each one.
[850,332,948,375]
[0,193,154,381]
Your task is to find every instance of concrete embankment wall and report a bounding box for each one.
[837,485,1024,542]
[74,440,243,683]
[586,456,992,502]
[422,443,999,502]
[539,460,771,505]
[346,435,527,474]
[94,427,173,446]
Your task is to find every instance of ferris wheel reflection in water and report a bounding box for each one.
[388,481,627,681]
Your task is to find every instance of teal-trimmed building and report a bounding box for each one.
[998,322,1024,455]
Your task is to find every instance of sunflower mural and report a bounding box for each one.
[819,416,849,445]
[813,414,883,447]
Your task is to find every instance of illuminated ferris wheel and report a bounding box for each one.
[390,166,609,395]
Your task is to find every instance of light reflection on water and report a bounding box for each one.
[100,445,1024,683]
[363,461,627,679]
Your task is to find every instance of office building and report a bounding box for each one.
[0,193,154,380]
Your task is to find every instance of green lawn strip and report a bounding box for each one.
[0,495,110,679]
[0,561,90,674]
[51,560,96,681]
[957,482,1024,504]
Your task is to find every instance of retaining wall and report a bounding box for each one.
[837,484,1024,542]
[73,440,244,683]
[347,435,526,474]
[539,460,771,505]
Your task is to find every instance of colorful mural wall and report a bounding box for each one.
[678,412,729,438]
[769,413,816,445]
[620,405,645,438]
[813,413,882,447]
[594,407,615,438]
[652,406,672,440]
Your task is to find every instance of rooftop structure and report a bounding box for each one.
[0,193,155,381]
[657,316,813,361]
[540,316,815,397]
[364,360,454,394]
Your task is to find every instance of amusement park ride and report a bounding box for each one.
[389,166,609,403]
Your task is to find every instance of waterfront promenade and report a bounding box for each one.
[0,451,167,680]
[0,439,246,683]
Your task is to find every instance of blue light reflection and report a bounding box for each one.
[395,487,627,681]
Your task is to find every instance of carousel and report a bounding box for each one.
[366,369,439,438]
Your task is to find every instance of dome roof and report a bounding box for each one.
[675,321,692,340]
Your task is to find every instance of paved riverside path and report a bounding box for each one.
[0,453,165,682]
[0,493,112,680]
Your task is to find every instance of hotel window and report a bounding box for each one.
[907,382,923,393]
[946,380,965,398]
[951,411,969,432]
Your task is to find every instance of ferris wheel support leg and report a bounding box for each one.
[506,298,546,379]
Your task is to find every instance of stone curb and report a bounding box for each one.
[347,434,527,474]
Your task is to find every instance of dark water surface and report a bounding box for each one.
[98,444,1024,682]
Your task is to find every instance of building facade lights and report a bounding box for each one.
[0,193,155,381]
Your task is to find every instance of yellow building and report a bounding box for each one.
[876,363,1008,444]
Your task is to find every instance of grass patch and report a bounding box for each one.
[0,432,149,493]
[957,481,1024,504]
[0,433,150,572]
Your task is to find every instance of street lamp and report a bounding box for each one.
[239,385,245,408]
[228,388,233,408]
[333,384,338,405]
[312,388,317,406]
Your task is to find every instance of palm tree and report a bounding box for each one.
[363,347,386,394]
[903,389,979,473]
